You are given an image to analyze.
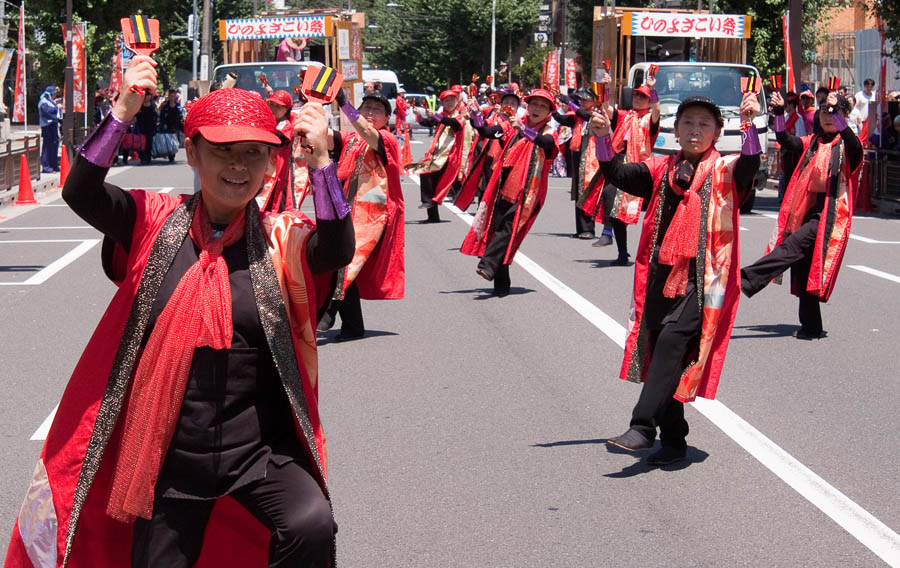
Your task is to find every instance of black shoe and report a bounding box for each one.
[592,234,613,247]
[576,232,595,239]
[610,253,630,266]
[607,428,653,452]
[476,267,493,281]
[795,329,827,340]
[647,446,687,466]
[317,311,336,332]
[335,330,365,342]
[424,206,441,223]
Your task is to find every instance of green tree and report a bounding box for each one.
[512,43,550,88]
[870,0,900,66]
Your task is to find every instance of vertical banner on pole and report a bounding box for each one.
[61,24,86,112]
[782,13,796,93]
[545,49,559,92]
[565,58,577,91]
[109,35,122,94]
[12,1,26,123]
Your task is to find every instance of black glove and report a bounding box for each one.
[771,104,785,116]
[335,88,348,108]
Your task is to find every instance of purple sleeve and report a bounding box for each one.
[594,134,615,162]
[309,162,351,220]
[567,100,580,112]
[649,90,659,104]
[341,103,360,122]
[78,112,131,168]
[471,112,485,127]
[774,115,786,133]
[830,111,848,132]
[741,124,762,156]
[521,126,538,141]
[433,112,444,122]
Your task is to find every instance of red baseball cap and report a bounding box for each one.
[634,85,652,98]
[523,88,557,112]
[439,89,458,100]
[266,89,293,109]
[185,88,283,146]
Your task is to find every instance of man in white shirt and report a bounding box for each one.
[855,78,876,124]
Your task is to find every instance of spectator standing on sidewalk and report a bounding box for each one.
[159,89,184,143]
[855,78,876,123]
[39,85,61,173]
[136,93,159,165]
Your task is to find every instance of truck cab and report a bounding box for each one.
[212,61,313,101]
[624,62,769,211]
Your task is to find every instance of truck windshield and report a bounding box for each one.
[213,64,307,99]
[653,65,763,117]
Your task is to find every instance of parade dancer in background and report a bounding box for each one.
[317,90,406,341]
[4,55,354,567]
[740,91,861,340]
[408,89,465,223]
[591,93,760,466]
[395,88,413,169]
[460,89,558,297]
[583,73,661,266]
[552,89,598,239]
[454,90,518,211]
[259,89,307,212]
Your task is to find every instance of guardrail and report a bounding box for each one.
[870,148,900,201]
[0,136,41,192]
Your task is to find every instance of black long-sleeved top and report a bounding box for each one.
[775,126,862,218]
[600,150,760,329]
[62,156,354,499]
[552,107,593,127]
[418,114,463,132]
[470,123,556,159]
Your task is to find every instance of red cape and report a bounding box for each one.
[6,192,334,567]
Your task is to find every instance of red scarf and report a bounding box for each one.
[108,201,247,522]
[658,147,719,298]
[786,134,842,234]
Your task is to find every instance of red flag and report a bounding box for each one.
[62,24,87,112]
[545,50,559,90]
[782,13,796,93]
[109,35,122,94]
[12,2,26,122]
[565,58,577,90]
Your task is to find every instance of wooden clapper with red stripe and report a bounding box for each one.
[121,15,160,57]
[301,65,344,104]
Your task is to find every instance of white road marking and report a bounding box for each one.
[0,239,101,286]
[156,187,176,194]
[30,404,58,441]
[0,226,92,230]
[848,265,900,285]
[751,212,900,243]
[403,174,900,566]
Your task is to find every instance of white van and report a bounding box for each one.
[362,68,401,110]
[623,62,770,211]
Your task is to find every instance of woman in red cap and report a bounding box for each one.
[5,55,354,567]
[582,72,660,265]
[260,89,309,212]
[460,88,558,296]
[408,89,466,222]
[590,93,760,466]
[315,90,406,341]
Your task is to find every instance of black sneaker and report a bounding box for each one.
[795,329,827,340]
[592,234,613,247]
[647,446,687,466]
[610,254,630,266]
[336,330,365,342]
[607,428,653,452]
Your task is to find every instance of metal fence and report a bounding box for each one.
[870,149,900,202]
[0,136,41,193]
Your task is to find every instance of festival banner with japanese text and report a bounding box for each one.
[623,12,751,39]
[109,34,122,94]
[219,16,331,40]
[543,49,559,91]
[12,1,26,122]
[61,23,87,113]
[0,48,14,88]
[565,58,577,90]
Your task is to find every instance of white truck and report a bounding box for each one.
[622,61,770,212]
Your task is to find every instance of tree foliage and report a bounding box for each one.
[870,0,900,66]
[365,0,540,91]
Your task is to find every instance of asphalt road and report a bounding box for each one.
[1,136,899,567]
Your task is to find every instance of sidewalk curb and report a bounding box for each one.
[0,174,62,209]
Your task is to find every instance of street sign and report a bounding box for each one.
[538,23,550,32]
[534,32,548,45]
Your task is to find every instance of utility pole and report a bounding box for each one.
[789,0,802,89]
[192,0,199,81]
[200,0,212,84]
[64,0,74,150]
[490,0,496,88]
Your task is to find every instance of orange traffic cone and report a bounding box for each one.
[15,154,38,206]
[58,146,70,189]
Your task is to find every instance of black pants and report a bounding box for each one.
[132,460,335,568]
[601,184,629,257]
[629,292,701,450]
[477,197,515,293]
[419,169,444,221]
[740,217,823,334]
[575,206,595,236]
[324,282,364,335]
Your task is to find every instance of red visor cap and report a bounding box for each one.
[266,89,293,109]
[185,88,283,146]
[523,88,558,112]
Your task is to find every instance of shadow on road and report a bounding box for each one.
[316,329,399,346]
[573,258,633,268]
[0,265,43,273]
[532,437,709,476]
[730,323,798,339]
[439,287,535,299]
